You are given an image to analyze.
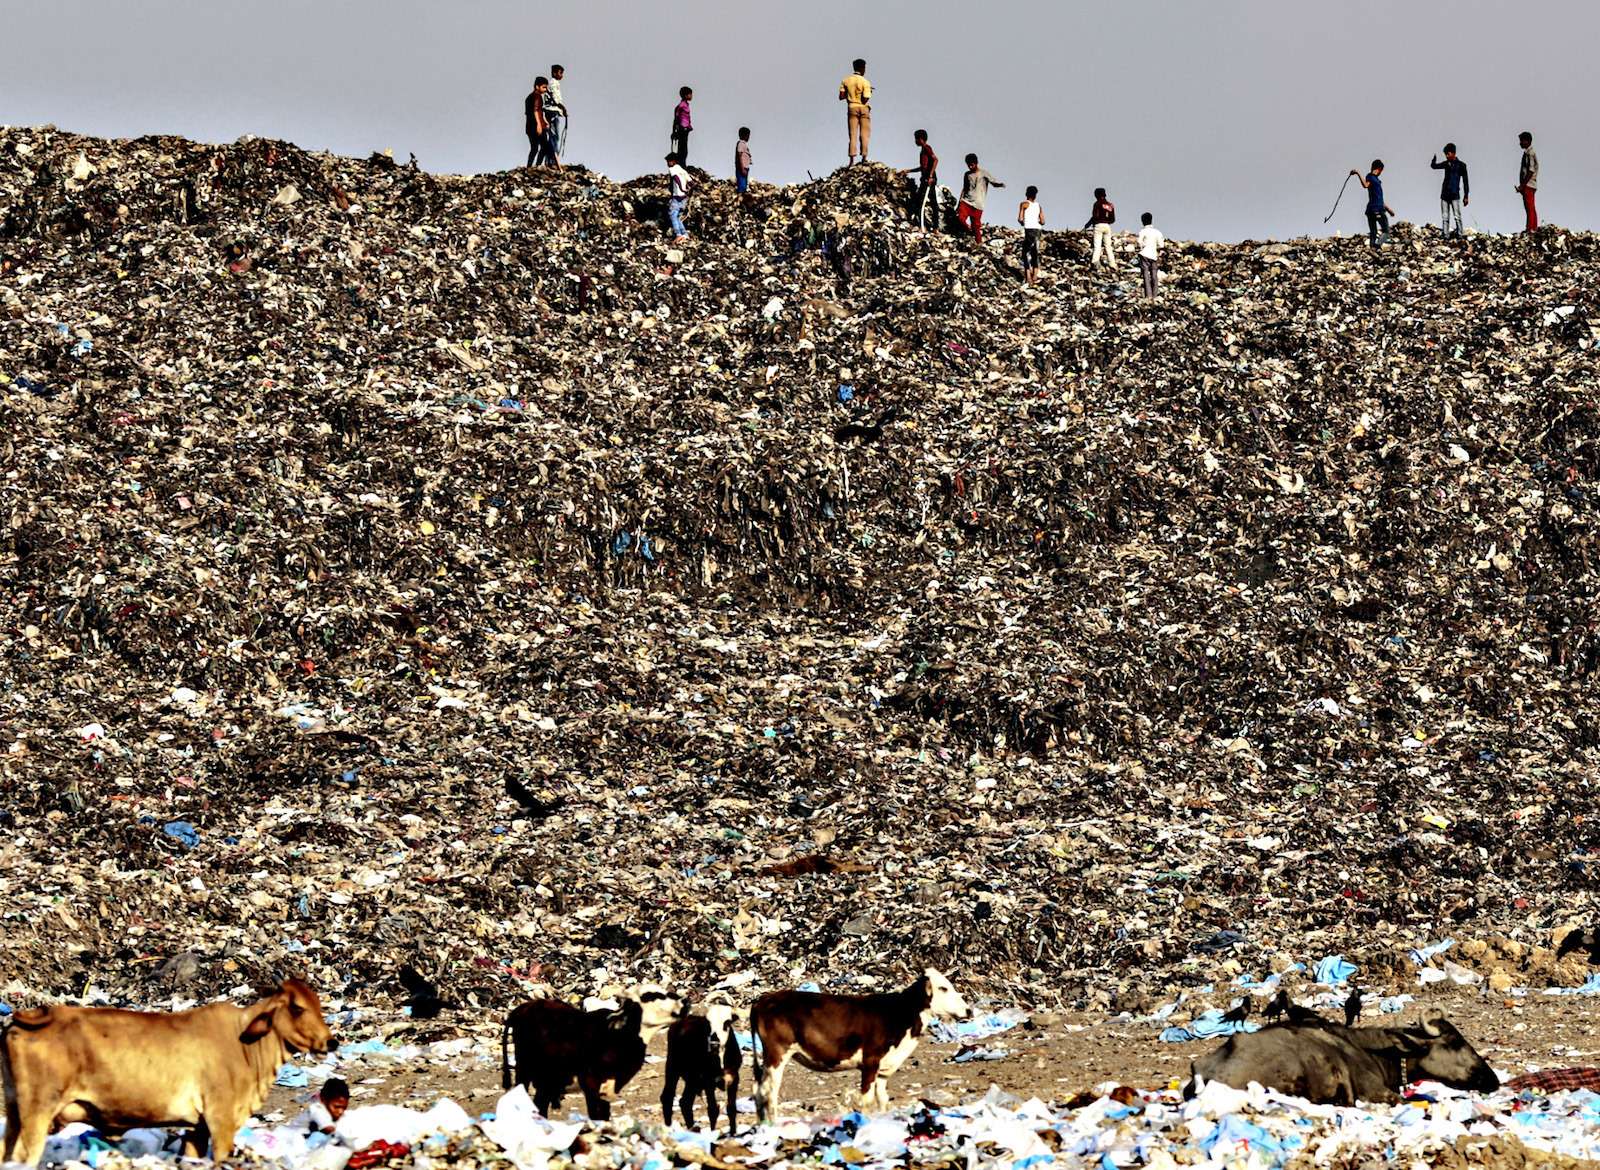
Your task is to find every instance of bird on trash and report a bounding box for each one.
[1285,1000,1326,1026]
[505,773,562,818]
[1557,927,1600,964]
[1220,997,1250,1026]
[398,965,449,1020]
[1263,988,1290,1025]
[1343,987,1363,1027]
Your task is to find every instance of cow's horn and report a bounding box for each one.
[1420,1011,1443,1036]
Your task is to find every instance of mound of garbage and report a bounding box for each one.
[3,126,1600,1016]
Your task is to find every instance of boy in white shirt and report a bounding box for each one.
[665,153,692,242]
[292,1078,350,1136]
[1136,212,1163,300]
[1017,186,1045,285]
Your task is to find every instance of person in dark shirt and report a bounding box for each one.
[901,130,939,229]
[1351,160,1394,248]
[1430,143,1469,239]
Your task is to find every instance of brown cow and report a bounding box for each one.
[1,979,334,1164]
[752,968,970,1121]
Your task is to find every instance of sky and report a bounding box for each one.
[5,0,1598,242]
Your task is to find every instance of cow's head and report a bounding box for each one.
[921,968,972,1019]
[1392,1012,1499,1093]
[702,991,736,1045]
[241,979,336,1055]
[617,983,684,1042]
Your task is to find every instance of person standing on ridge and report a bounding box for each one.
[956,153,1004,246]
[547,65,567,157]
[1517,131,1539,233]
[1351,160,1394,248]
[1430,143,1469,239]
[672,87,694,166]
[840,59,873,165]
[901,129,939,228]
[1136,211,1163,300]
[666,152,692,242]
[525,76,555,167]
[735,127,753,195]
[1084,187,1119,269]
[1018,186,1045,285]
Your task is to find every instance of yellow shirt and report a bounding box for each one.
[839,74,872,107]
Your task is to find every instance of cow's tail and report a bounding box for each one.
[500,1014,514,1090]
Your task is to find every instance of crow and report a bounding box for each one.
[1343,987,1363,1027]
[398,965,450,1020]
[1220,998,1250,1026]
[1285,1001,1326,1026]
[1557,928,1600,963]
[1263,989,1290,1025]
[506,774,561,818]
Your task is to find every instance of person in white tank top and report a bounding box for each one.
[1018,186,1045,285]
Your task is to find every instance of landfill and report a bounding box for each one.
[6,123,1600,1157]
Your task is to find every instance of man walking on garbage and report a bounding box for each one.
[547,65,567,157]
[735,127,753,195]
[1351,160,1394,248]
[1136,211,1163,300]
[525,77,553,167]
[1430,143,1469,239]
[1085,187,1119,269]
[672,87,694,166]
[666,153,692,242]
[1018,186,1045,285]
[840,59,873,165]
[902,130,939,229]
[1517,131,1539,233]
[956,154,1004,246]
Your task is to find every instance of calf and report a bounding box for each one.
[1189,1012,1499,1105]
[751,968,970,1121]
[661,998,741,1132]
[501,985,683,1120]
[1,979,334,1164]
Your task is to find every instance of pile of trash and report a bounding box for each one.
[16,1080,1600,1170]
[4,125,1600,1016]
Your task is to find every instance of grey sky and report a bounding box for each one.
[5,0,1596,241]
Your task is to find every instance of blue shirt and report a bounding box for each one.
[1365,173,1384,213]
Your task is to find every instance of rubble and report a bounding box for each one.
[3,125,1600,1026]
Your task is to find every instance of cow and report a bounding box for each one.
[661,996,741,1132]
[500,985,684,1120]
[1187,1012,1500,1105]
[751,968,970,1122]
[1,978,334,1164]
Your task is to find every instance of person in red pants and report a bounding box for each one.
[1517,130,1539,233]
[956,153,1005,246]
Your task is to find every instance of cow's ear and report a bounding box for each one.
[1389,1031,1429,1057]
[241,1007,276,1043]
[606,1009,631,1032]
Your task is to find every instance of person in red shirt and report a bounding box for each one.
[1084,188,1119,269]
[901,130,939,229]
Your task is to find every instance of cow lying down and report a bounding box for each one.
[1188,1012,1500,1105]
[1,979,335,1164]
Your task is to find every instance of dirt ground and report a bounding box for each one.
[264,986,1600,1127]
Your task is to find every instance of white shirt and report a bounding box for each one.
[668,164,692,199]
[548,78,563,113]
[1021,201,1043,229]
[1137,225,1164,260]
[292,1102,336,1134]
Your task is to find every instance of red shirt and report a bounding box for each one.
[1090,199,1115,225]
[919,143,938,181]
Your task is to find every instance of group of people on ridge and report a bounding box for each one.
[1351,131,1540,247]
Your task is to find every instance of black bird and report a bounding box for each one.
[505,774,561,819]
[1263,989,1290,1025]
[835,408,902,444]
[398,965,449,1020]
[1557,928,1600,964]
[1285,1001,1326,1027]
[1220,998,1250,1026]
[1343,987,1364,1027]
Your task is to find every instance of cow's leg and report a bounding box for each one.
[6,1071,64,1167]
[678,1083,697,1129]
[873,1075,891,1112]
[660,1064,679,1125]
[723,1065,738,1134]
[204,1107,248,1162]
[181,1118,212,1160]
[580,1076,611,1121]
[702,1081,717,1132]
[533,1082,561,1119]
[755,1049,789,1124]
[858,1062,882,1112]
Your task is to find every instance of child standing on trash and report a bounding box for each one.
[956,154,1004,246]
[735,127,753,195]
[1018,186,1045,285]
[546,65,567,158]
[1136,212,1163,300]
[671,87,694,166]
[1516,131,1538,233]
[902,130,939,229]
[1084,188,1119,269]
[1430,143,1469,239]
[1351,160,1394,248]
[293,1078,350,1136]
[665,153,692,242]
